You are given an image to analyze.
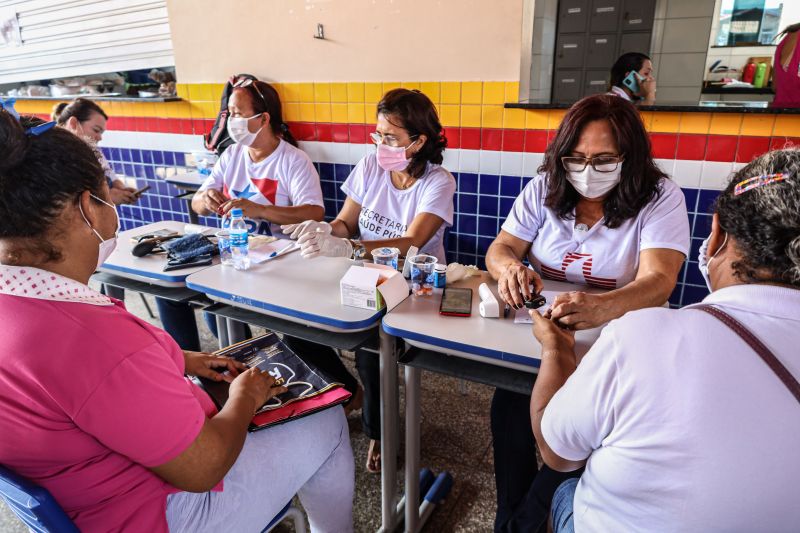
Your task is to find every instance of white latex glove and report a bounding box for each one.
[297,231,353,259]
[281,220,332,240]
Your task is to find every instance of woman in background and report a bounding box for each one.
[607,52,657,105]
[53,98,139,206]
[773,23,800,107]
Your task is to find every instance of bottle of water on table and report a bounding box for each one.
[229,208,250,271]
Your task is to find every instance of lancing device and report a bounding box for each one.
[524,294,547,309]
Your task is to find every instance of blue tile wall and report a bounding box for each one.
[108,147,715,308]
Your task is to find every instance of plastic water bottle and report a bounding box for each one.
[229,208,250,271]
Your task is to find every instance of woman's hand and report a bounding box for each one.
[547,291,611,330]
[639,77,657,104]
[201,189,227,214]
[281,220,331,240]
[219,198,264,218]
[109,187,137,205]
[183,351,246,383]
[530,308,575,353]
[497,263,544,309]
[229,367,288,414]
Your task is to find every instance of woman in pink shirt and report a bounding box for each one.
[0,110,354,532]
[774,23,800,107]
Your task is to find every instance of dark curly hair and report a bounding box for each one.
[714,148,800,287]
[376,88,447,179]
[539,94,667,229]
[0,111,105,262]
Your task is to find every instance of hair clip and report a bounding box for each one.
[24,120,56,136]
[0,97,20,121]
[734,173,789,196]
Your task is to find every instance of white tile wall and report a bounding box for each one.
[673,159,703,188]
[459,149,481,173]
[479,150,502,175]
[500,151,524,177]
[700,161,735,190]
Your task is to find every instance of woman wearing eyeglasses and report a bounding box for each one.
[486,94,690,532]
[284,88,456,472]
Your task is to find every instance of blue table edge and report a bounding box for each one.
[188,281,385,330]
[381,322,541,368]
[100,262,190,283]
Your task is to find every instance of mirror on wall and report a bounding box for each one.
[520,0,800,108]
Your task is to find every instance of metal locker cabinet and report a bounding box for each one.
[584,72,609,96]
[553,71,584,102]
[555,34,586,70]
[558,0,589,34]
[585,34,617,69]
[619,32,652,57]
[590,0,621,33]
[621,0,656,32]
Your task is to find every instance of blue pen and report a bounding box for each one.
[269,242,295,258]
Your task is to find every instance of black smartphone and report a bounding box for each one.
[135,185,151,196]
[439,287,473,317]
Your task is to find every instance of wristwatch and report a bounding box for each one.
[351,240,367,260]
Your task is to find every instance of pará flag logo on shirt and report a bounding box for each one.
[540,252,617,289]
[223,179,278,205]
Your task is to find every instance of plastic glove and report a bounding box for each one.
[297,231,353,259]
[281,220,331,240]
[446,262,480,283]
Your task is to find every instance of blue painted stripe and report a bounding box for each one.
[188,282,384,331]
[101,262,189,283]
[381,322,541,368]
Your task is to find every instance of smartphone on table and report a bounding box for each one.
[439,287,473,317]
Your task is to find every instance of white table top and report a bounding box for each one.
[185,254,384,333]
[382,272,606,372]
[98,221,219,287]
[165,171,207,188]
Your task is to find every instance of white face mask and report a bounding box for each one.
[79,193,120,270]
[698,233,728,292]
[227,114,263,146]
[566,164,622,199]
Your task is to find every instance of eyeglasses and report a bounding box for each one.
[369,131,417,148]
[233,78,267,109]
[561,155,624,173]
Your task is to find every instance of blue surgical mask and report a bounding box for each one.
[698,233,727,291]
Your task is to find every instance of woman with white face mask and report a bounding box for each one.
[0,112,355,532]
[532,149,800,532]
[283,88,456,473]
[486,94,690,532]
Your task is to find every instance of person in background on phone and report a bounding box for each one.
[283,88,455,473]
[0,111,355,533]
[773,22,800,107]
[534,149,800,532]
[485,94,689,531]
[607,52,657,105]
[53,99,140,206]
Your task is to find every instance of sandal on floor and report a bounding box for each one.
[366,439,381,474]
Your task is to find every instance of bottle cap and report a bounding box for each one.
[434,264,446,272]
[231,208,243,217]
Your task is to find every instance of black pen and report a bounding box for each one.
[504,303,510,318]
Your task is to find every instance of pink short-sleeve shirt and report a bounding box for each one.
[0,266,218,532]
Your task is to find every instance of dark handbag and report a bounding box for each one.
[162,233,217,271]
[694,305,800,404]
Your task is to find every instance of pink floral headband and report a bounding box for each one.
[734,172,789,196]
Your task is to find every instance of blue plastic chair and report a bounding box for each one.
[262,501,307,532]
[0,465,78,533]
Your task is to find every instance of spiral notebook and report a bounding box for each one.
[199,332,351,430]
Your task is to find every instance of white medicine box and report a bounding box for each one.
[340,263,408,312]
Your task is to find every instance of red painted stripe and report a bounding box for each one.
[33,112,784,163]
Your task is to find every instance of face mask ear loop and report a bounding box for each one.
[78,201,104,243]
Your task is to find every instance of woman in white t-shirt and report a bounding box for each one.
[158,80,361,406]
[486,94,689,531]
[284,88,456,472]
[536,149,800,532]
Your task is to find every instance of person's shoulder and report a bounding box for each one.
[643,177,687,212]
[603,306,684,359]
[422,163,456,187]
[281,140,312,164]
[352,152,381,181]
[519,173,548,199]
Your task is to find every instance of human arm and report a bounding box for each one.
[486,230,544,308]
[219,198,325,225]
[638,76,656,105]
[548,248,684,329]
[183,351,246,383]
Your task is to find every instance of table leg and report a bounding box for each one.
[227,319,247,344]
[217,315,230,349]
[379,327,399,531]
[404,364,421,533]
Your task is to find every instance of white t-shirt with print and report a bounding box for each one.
[198,140,324,236]
[501,175,690,289]
[541,284,800,532]
[340,153,456,262]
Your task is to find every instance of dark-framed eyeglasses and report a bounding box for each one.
[233,78,267,109]
[561,155,624,173]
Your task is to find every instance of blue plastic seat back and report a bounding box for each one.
[0,465,79,533]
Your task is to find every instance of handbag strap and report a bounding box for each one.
[694,304,800,404]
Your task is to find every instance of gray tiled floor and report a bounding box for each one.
[1,290,499,532]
